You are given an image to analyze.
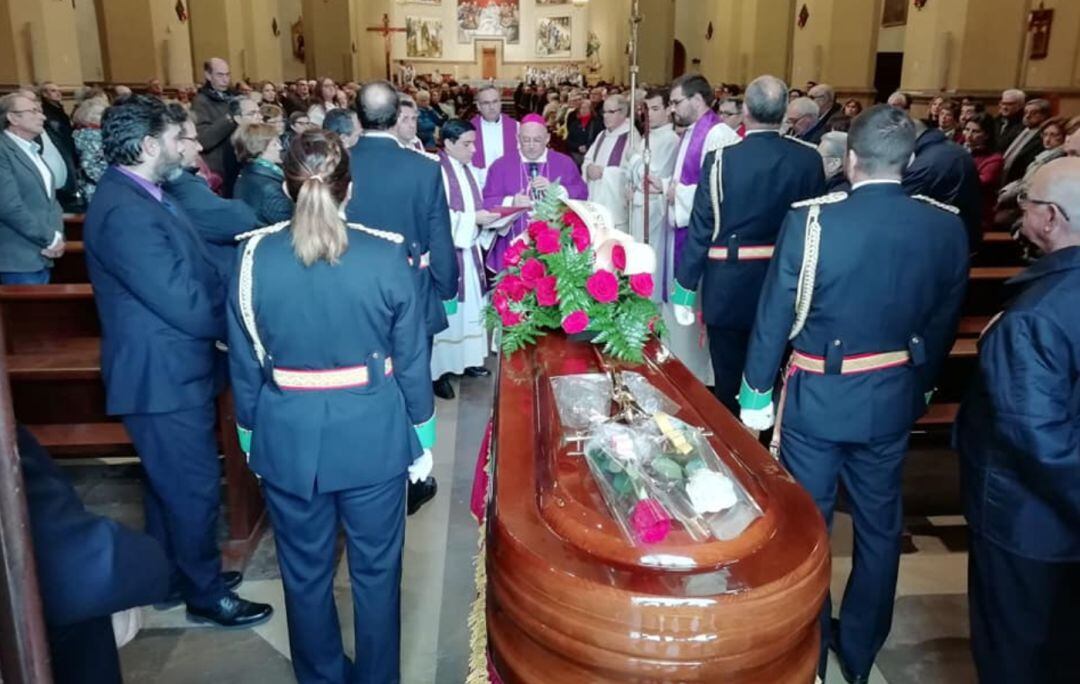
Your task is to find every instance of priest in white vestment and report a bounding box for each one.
[470,84,518,189]
[431,119,500,399]
[582,95,633,231]
[626,88,680,298]
[659,74,740,385]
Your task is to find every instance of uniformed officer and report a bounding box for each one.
[227,130,435,684]
[956,157,1080,684]
[739,105,970,682]
[672,74,825,413]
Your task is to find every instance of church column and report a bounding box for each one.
[588,0,631,84]
[637,0,675,85]
[95,0,193,86]
[901,0,1029,95]
[0,0,84,87]
[790,0,882,97]
[301,0,360,82]
[188,0,247,82]
[675,0,792,87]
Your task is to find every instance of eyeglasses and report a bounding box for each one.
[719,110,738,117]
[602,108,622,114]
[478,100,500,106]
[669,97,687,107]
[1019,191,1071,221]
[11,108,43,115]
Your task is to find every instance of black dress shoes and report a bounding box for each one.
[407,476,438,515]
[187,593,273,629]
[463,366,490,377]
[155,571,244,610]
[433,376,455,399]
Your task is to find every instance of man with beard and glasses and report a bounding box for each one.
[84,94,273,630]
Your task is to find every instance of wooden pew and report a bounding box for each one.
[63,214,83,242]
[975,231,1024,267]
[0,284,265,569]
[51,241,87,284]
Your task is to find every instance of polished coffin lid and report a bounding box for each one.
[486,334,831,682]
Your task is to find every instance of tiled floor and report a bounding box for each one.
[68,371,978,683]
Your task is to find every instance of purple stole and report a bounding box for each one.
[439,152,487,301]
[678,108,721,185]
[590,130,630,167]
[471,115,517,168]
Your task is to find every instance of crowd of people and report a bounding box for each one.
[1,54,1078,684]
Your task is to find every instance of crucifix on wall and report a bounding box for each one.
[367,13,406,81]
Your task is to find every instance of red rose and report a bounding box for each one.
[586,269,619,304]
[535,228,563,254]
[611,244,627,271]
[520,258,547,288]
[629,273,654,298]
[499,308,523,327]
[571,223,590,253]
[561,310,589,334]
[504,240,528,268]
[492,291,510,314]
[499,274,528,302]
[527,220,550,240]
[535,276,559,306]
[563,210,586,231]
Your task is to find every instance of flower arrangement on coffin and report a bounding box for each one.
[484,185,665,363]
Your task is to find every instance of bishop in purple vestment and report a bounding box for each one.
[481,115,588,273]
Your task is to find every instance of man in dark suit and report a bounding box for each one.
[38,83,82,211]
[84,95,272,629]
[994,88,1026,154]
[902,120,982,247]
[346,81,456,511]
[673,75,825,413]
[18,425,171,684]
[0,91,65,284]
[956,157,1080,684]
[803,83,842,144]
[740,105,969,682]
[1002,97,1051,184]
[163,107,258,280]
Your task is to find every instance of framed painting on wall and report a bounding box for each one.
[882,0,908,27]
[457,0,520,44]
[537,0,570,4]
[536,16,571,57]
[407,16,444,58]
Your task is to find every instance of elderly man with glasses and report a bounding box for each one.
[582,94,633,231]
[469,84,518,188]
[956,156,1080,684]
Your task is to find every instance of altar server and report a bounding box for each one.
[627,87,680,296]
[582,94,633,231]
[432,119,500,399]
[739,105,968,682]
[470,84,518,188]
[482,113,588,272]
[228,130,436,684]
[673,75,825,413]
[660,73,740,384]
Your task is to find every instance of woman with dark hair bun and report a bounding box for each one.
[227,129,435,684]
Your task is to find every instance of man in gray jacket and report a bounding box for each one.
[192,57,238,195]
[0,91,64,284]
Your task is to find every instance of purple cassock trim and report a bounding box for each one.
[470,115,517,168]
[678,108,721,186]
[439,151,488,301]
[590,131,630,167]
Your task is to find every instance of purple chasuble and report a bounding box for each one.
[590,130,630,167]
[678,108,721,186]
[471,115,518,169]
[439,151,487,301]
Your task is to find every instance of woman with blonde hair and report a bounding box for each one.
[227,130,434,684]
[232,122,293,224]
[72,97,108,200]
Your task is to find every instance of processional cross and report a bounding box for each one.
[367,13,407,81]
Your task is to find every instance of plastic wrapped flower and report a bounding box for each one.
[685,469,738,514]
[629,498,672,544]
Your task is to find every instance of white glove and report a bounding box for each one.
[408,449,433,483]
[740,404,775,432]
[673,304,695,326]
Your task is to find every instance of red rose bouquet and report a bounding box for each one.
[485,188,665,363]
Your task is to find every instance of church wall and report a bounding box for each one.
[637,0,674,85]
[955,0,1027,92]
[673,0,703,72]
[0,0,83,87]
[277,0,306,81]
[148,0,194,85]
[189,0,246,83]
[76,0,104,83]
[95,0,159,83]
[745,0,793,85]
[1021,0,1080,91]
[303,0,355,82]
[242,0,286,84]
[790,0,836,87]
[356,0,392,82]
[900,0,971,92]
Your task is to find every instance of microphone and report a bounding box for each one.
[528,162,540,200]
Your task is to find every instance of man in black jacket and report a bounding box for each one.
[192,58,238,192]
[902,121,982,248]
[994,88,1026,154]
[18,424,171,683]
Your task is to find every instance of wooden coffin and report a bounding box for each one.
[486,334,830,683]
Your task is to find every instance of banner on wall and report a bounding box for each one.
[407,16,444,58]
[457,0,520,44]
[536,16,571,57]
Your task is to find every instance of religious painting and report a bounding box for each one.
[406,16,443,59]
[1028,6,1053,61]
[536,16,571,57]
[291,18,305,61]
[882,0,907,27]
[405,0,441,4]
[536,0,570,4]
[457,0,520,44]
